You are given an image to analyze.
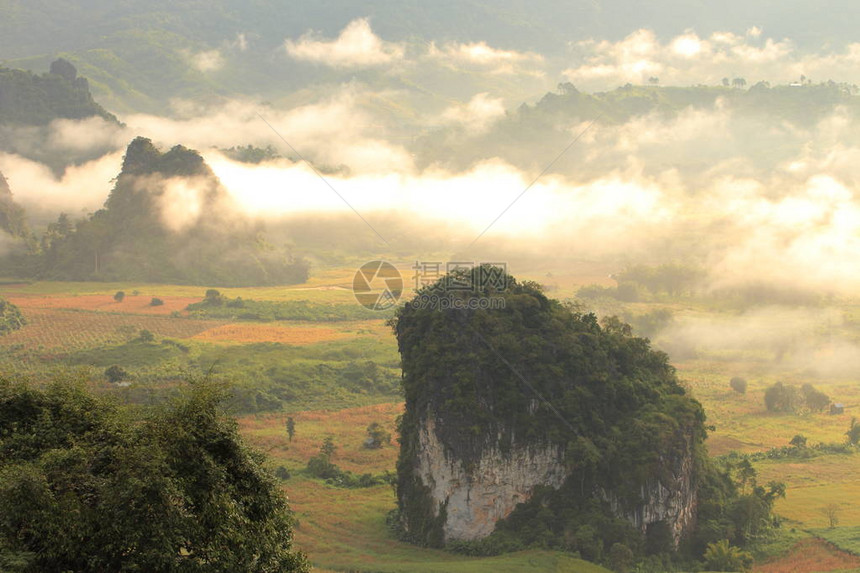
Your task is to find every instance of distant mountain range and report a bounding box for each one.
[414,80,860,179]
[3,1,859,113]
[3,0,855,58]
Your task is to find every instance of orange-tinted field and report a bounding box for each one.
[755,538,860,573]
[192,323,350,345]
[1,308,224,352]
[7,294,200,316]
[239,402,403,474]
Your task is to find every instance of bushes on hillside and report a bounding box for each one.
[104,365,129,384]
[364,422,391,449]
[764,382,830,413]
[305,437,389,488]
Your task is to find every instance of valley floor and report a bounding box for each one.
[2,268,859,571]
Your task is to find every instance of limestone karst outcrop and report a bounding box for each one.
[393,268,704,551]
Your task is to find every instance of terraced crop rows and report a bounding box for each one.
[1,308,225,352]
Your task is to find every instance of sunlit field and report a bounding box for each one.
[3,266,859,571]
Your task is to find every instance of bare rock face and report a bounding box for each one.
[411,411,698,545]
[414,415,568,541]
[603,433,698,545]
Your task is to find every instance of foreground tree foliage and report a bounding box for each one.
[0,377,309,572]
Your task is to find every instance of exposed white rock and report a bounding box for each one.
[413,412,697,544]
[415,415,568,541]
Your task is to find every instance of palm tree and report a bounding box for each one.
[704,540,754,572]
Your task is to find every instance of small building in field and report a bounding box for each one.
[830,403,845,415]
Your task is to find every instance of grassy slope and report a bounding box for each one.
[310,551,611,573]
[810,527,860,556]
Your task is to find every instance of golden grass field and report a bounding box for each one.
[756,453,860,528]
[677,360,860,454]
[239,402,402,475]
[192,323,351,345]
[6,293,201,315]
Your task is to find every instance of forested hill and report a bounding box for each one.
[0,171,29,240]
[0,59,119,126]
[3,1,858,60]
[413,81,860,176]
[527,81,857,126]
[4,1,860,112]
[4,137,309,286]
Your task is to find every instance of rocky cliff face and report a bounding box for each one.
[410,410,697,545]
[603,433,698,545]
[414,415,568,541]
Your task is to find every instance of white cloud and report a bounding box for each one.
[426,41,544,76]
[670,33,705,59]
[205,152,670,253]
[233,33,248,52]
[188,49,225,72]
[706,173,860,291]
[0,151,123,215]
[155,177,210,232]
[440,93,506,133]
[47,117,127,153]
[123,91,414,176]
[560,28,860,89]
[285,18,404,68]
